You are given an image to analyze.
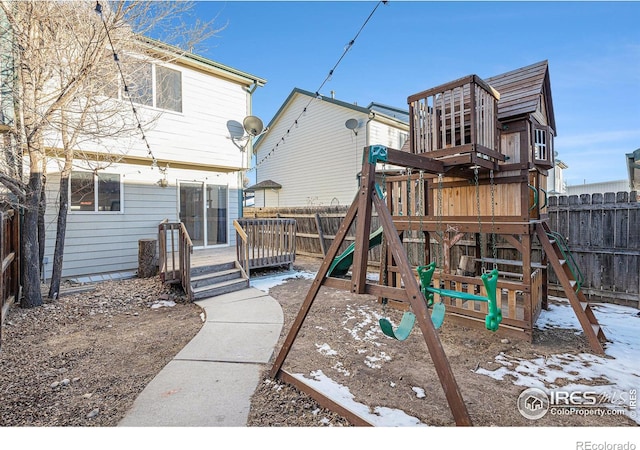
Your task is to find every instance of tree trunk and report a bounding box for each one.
[21,170,43,308]
[38,174,46,272]
[48,174,70,299]
[138,239,157,278]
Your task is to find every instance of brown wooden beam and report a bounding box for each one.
[385,147,445,174]
[392,218,531,235]
[269,195,360,378]
[352,155,375,294]
[323,277,409,302]
[277,370,373,426]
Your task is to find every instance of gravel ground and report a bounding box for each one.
[0,277,202,426]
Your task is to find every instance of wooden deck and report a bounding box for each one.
[190,246,238,269]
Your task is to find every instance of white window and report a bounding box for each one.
[70,172,122,212]
[122,60,182,113]
[155,65,182,113]
[534,128,547,161]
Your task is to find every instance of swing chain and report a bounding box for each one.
[418,170,425,265]
[474,166,485,272]
[436,173,444,268]
[490,169,497,268]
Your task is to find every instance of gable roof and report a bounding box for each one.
[139,36,267,88]
[485,60,556,133]
[254,88,408,151]
[245,179,282,191]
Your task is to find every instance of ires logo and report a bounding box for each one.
[517,387,635,420]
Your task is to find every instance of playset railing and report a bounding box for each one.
[428,267,544,339]
[408,74,501,166]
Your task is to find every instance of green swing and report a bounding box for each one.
[378,171,445,341]
[417,262,502,331]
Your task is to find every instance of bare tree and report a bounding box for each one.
[0,1,222,307]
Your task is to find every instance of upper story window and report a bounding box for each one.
[156,66,182,112]
[122,60,182,113]
[70,172,121,212]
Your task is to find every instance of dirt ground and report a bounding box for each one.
[0,277,202,426]
[246,256,638,427]
[0,256,637,427]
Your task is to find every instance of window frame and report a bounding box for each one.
[119,57,183,114]
[69,171,124,214]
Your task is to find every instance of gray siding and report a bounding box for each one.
[43,174,178,279]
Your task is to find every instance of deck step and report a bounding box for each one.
[190,261,236,277]
[191,268,243,288]
[191,277,249,300]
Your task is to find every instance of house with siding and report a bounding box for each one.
[251,62,564,209]
[250,88,409,208]
[41,42,266,280]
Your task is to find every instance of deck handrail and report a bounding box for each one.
[234,218,297,277]
[233,219,251,279]
[158,220,193,300]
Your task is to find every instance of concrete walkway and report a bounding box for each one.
[118,287,284,427]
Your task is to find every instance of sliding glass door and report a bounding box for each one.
[179,182,228,247]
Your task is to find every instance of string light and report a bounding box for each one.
[94,1,166,174]
[248,1,386,172]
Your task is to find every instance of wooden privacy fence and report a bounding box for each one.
[245,192,640,308]
[547,191,639,306]
[234,218,297,277]
[0,207,20,350]
[243,206,382,263]
[158,219,193,299]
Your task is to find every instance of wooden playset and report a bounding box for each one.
[269,61,607,426]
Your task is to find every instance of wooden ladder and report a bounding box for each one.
[535,222,606,354]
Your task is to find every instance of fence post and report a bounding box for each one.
[315,213,327,256]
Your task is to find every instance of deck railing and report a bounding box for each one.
[0,208,20,350]
[158,220,193,299]
[408,74,502,164]
[234,218,297,278]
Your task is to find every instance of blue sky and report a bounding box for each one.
[187,1,639,187]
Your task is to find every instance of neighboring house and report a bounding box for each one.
[547,159,568,195]
[550,150,638,197]
[41,42,266,280]
[251,88,410,207]
[566,180,631,196]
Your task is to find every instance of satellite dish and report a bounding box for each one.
[243,116,264,137]
[345,118,358,130]
[226,120,245,139]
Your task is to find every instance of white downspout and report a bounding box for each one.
[239,82,259,217]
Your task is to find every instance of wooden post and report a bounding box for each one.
[138,238,158,278]
[314,213,327,256]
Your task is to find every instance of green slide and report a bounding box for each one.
[328,226,384,277]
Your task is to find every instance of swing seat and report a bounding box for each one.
[430,302,446,329]
[379,301,447,340]
[417,262,502,332]
[379,311,416,341]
